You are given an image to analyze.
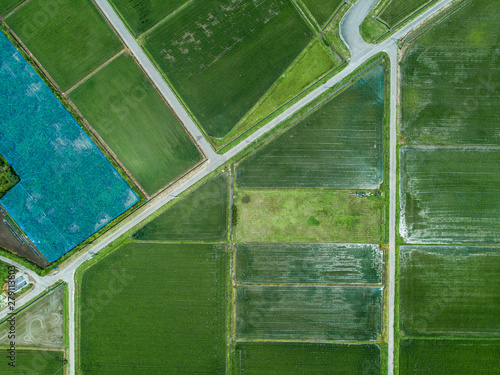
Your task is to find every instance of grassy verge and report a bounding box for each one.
[0,154,19,198]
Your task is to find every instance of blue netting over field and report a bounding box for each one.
[0,33,139,262]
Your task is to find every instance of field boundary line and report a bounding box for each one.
[2,0,32,20]
[235,282,384,287]
[65,50,125,95]
[235,338,383,345]
[138,0,194,41]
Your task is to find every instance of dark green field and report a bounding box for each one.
[144,0,312,138]
[0,154,19,198]
[401,0,500,145]
[302,0,344,26]
[235,189,385,243]
[236,243,383,285]
[109,0,186,36]
[79,243,227,374]
[6,0,123,91]
[379,0,435,26]
[236,64,385,188]
[133,173,228,241]
[234,342,381,374]
[400,339,500,375]
[0,0,23,16]
[400,246,500,337]
[400,147,500,244]
[0,350,65,374]
[70,53,201,195]
[236,285,382,340]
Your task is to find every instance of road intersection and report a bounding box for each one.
[0,0,455,373]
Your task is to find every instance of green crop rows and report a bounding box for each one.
[235,189,385,243]
[0,154,19,198]
[401,0,500,145]
[0,350,65,374]
[79,242,227,374]
[6,0,123,91]
[236,64,385,188]
[236,285,382,341]
[302,0,344,26]
[399,339,500,375]
[144,0,312,138]
[0,0,23,17]
[400,147,500,244]
[399,246,500,337]
[379,0,434,27]
[235,342,381,375]
[70,53,201,196]
[236,243,383,285]
[133,173,228,241]
[108,0,186,36]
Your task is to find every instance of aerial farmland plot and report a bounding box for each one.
[399,147,500,244]
[0,0,23,17]
[0,349,66,374]
[143,0,313,138]
[236,285,382,341]
[399,339,500,375]
[69,53,202,196]
[401,0,500,145]
[235,243,383,285]
[108,0,187,36]
[236,64,386,189]
[301,0,345,26]
[79,242,227,374]
[133,173,229,242]
[378,0,436,27]
[399,245,500,337]
[5,0,123,91]
[234,342,381,375]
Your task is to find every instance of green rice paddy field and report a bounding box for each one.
[400,147,500,244]
[399,246,500,337]
[79,242,227,374]
[302,0,344,26]
[109,0,186,36]
[379,0,435,26]
[133,173,228,241]
[70,53,201,196]
[6,0,123,91]
[0,0,23,17]
[399,339,500,375]
[236,64,385,188]
[401,0,500,145]
[234,342,381,374]
[235,243,383,285]
[236,285,382,341]
[235,189,385,243]
[144,0,312,138]
[0,350,65,374]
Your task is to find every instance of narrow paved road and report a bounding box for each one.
[0,1,455,374]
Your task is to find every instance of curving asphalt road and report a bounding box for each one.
[0,0,455,374]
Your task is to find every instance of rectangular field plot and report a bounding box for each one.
[133,173,228,242]
[109,0,187,36]
[400,339,500,375]
[234,342,381,375]
[144,0,312,138]
[379,0,435,27]
[235,189,385,243]
[302,0,344,26]
[0,34,138,263]
[79,243,226,374]
[0,349,65,374]
[236,64,385,188]
[0,286,64,348]
[6,0,123,91]
[401,0,500,145]
[236,243,383,285]
[400,147,500,244]
[70,53,201,196]
[400,246,500,337]
[236,285,382,341]
[0,0,23,16]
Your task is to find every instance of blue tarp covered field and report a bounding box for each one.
[0,33,139,263]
